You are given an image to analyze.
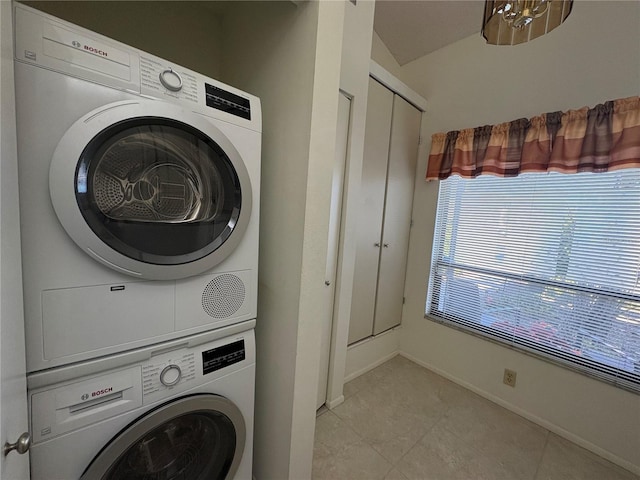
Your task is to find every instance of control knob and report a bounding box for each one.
[160,364,182,386]
[159,68,183,92]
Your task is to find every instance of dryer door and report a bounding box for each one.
[49,100,253,280]
[80,394,246,480]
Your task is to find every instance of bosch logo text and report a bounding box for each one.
[83,45,108,57]
[91,387,113,398]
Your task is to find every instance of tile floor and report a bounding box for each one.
[313,355,638,480]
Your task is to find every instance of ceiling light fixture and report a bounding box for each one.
[482,0,573,45]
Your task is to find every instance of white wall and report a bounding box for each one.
[398,1,640,473]
[370,30,402,79]
[289,2,345,476]
[220,4,316,476]
[324,0,376,409]
[220,2,345,478]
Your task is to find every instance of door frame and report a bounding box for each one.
[323,61,428,407]
[317,91,352,409]
[1,1,30,478]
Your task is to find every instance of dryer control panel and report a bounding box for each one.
[14,3,261,133]
[140,55,199,104]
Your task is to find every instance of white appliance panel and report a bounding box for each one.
[31,366,142,443]
[175,269,254,331]
[14,6,139,91]
[42,281,175,361]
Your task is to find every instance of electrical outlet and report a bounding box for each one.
[503,368,517,387]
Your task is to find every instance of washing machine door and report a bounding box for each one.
[80,394,246,480]
[49,100,253,280]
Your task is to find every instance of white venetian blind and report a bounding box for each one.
[428,169,640,392]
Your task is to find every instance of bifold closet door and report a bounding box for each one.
[372,94,421,335]
[347,78,393,345]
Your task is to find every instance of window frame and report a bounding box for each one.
[425,172,640,394]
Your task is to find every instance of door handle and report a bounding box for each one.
[383,243,389,248]
[374,242,381,247]
[4,432,30,456]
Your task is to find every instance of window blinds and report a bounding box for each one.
[428,170,640,392]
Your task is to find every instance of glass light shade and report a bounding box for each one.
[482,0,573,45]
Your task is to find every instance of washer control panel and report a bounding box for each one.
[139,333,248,405]
[142,352,196,400]
[29,328,255,441]
[202,340,245,375]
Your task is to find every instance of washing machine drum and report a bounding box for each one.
[49,101,253,280]
[80,395,246,480]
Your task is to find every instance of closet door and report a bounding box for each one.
[373,95,421,335]
[347,78,393,345]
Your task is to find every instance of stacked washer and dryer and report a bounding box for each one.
[13,4,260,479]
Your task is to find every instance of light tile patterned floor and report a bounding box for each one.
[313,355,638,480]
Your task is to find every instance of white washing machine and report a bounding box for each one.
[27,320,255,480]
[13,4,261,373]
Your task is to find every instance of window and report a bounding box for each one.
[427,169,640,392]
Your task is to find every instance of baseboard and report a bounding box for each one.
[344,326,401,382]
[399,352,640,476]
[344,349,398,383]
[326,394,344,409]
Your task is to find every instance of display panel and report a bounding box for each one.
[202,340,245,375]
[205,84,251,120]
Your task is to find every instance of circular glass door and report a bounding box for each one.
[81,395,246,480]
[76,118,241,265]
[49,100,254,280]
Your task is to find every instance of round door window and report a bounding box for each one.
[81,395,246,480]
[105,412,235,479]
[75,118,242,265]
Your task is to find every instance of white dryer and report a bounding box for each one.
[13,5,261,373]
[27,320,255,480]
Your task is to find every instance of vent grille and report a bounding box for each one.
[201,274,245,318]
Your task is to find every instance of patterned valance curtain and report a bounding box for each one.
[426,96,640,180]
